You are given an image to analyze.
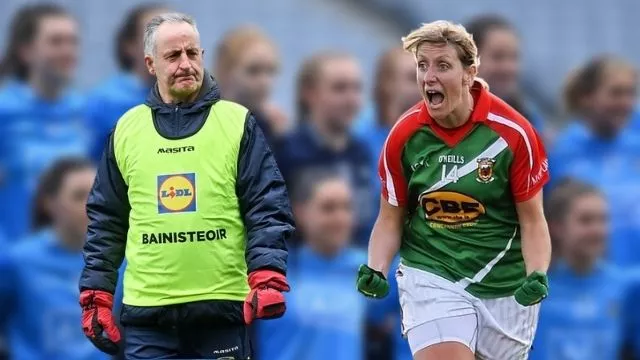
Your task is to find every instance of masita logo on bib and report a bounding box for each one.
[157,173,196,213]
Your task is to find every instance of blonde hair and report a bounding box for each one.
[402,20,478,68]
[214,25,278,76]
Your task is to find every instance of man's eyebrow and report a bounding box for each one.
[163,48,180,56]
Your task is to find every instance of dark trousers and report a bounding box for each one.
[124,323,251,359]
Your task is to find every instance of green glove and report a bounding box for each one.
[356,264,389,299]
[514,271,549,306]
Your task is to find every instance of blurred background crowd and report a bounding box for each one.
[0,0,639,359]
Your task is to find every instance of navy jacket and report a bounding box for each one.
[79,73,294,326]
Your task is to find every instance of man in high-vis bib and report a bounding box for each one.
[78,13,294,360]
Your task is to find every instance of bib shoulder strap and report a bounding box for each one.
[113,104,152,179]
[210,100,249,131]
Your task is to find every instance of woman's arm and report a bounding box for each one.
[367,197,406,278]
[516,191,551,274]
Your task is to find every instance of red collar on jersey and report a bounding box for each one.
[418,80,492,125]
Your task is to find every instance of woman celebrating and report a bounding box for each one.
[357,21,551,360]
[214,25,287,142]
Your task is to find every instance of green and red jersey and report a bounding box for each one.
[379,81,549,298]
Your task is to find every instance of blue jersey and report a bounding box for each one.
[531,261,626,360]
[257,246,367,360]
[620,270,640,359]
[357,122,390,224]
[367,257,412,360]
[0,229,110,360]
[85,72,149,161]
[352,104,376,134]
[274,125,375,246]
[0,80,89,240]
[548,119,640,266]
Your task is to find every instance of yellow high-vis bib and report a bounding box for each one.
[113,100,250,306]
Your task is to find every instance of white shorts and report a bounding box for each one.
[396,263,540,360]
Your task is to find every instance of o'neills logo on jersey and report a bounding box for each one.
[419,191,486,224]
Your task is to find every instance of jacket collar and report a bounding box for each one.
[145,70,220,114]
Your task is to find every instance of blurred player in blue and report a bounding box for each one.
[465,14,545,132]
[214,26,288,144]
[549,56,640,267]
[274,52,375,246]
[352,47,419,135]
[257,171,367,360]
[621,270,640,359]
[367,256,412,360]
[531,179,626,360]
[0,157,111,360]
[356,47,419,229]
[84,3,167,161]
[0,4,89,240]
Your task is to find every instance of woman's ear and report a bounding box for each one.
[463,64,478,86]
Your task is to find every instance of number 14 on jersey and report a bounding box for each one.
[441,164,460,183]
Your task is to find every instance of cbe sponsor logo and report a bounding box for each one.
[157,173,196,213]
[419,190,486,224]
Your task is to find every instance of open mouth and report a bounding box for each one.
[426,90,445,106]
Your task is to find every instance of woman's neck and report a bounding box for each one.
[380,103,402,128]
[55,225,84,252]
[309,115,350,151]
[563,252,598,275]
[28,71,65,100]
[434,90,474,129]
[306,239,340,258]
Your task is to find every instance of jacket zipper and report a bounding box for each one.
[174,106,179,136]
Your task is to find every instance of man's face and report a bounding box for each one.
[145,22,204,102]
[308,58,362,132]
[27,15,78,84]
[476,28,520,98]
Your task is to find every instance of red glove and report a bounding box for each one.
[244,270,290,325]
[80,290,121,355]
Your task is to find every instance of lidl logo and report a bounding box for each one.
[157,173,196,213]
